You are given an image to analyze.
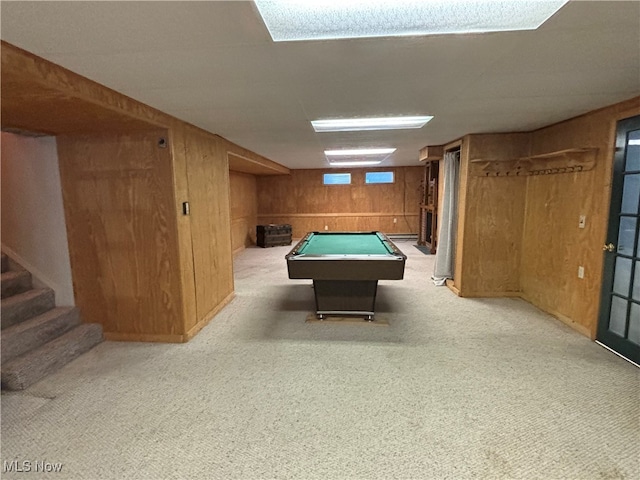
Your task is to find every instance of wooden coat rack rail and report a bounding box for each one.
[470,148,598,177]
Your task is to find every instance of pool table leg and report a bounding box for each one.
[313,280,378,320]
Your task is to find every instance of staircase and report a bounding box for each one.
[1,252,103,390]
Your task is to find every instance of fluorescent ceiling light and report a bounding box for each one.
[254,1,569,42]
[329,160,383,166]
[629,139,640,146]
[313,116,433,133]
[325,147,395,166]
[325,148,396,156]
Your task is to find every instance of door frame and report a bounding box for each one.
[597,114,640,364]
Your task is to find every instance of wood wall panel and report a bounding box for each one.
[456,134,530,295]
[1,42,169,135]
[167,124,197,338]
[441,97,640,338]
[521,97,640,337]
[460,175,526,294]
[257,214,419,239]
[452,141,468,292]
[57,131,184,339]
[182,125,234,328]
[227,151,290,176]
[229,171,258,253]
[257,167,422,237]
[2,42,291,342]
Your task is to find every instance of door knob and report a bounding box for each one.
[603,243,616,252]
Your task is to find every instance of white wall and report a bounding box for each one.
[1,132,75,305]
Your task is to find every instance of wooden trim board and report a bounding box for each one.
[257,213,418,218]
[185,292,236,341]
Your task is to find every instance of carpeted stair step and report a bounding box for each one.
[1,323,104,391]
[1,307,81,364]
[1,270,33,298]
[1,288,55,330]
[1,253,8,273]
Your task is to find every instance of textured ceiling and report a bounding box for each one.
[1,0,639,169]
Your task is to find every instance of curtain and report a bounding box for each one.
[432,150,460,285]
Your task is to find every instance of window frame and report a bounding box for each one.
[323,172,352,185]
[364,171,395,185]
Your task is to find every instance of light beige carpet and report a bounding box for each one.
[1,240,638,479]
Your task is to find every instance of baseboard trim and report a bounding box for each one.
[257,213,419,218]
[518,292,592,338]
[443,282,592,339]
[454,290,522,298]
[386,234,418,240]
[185,291,235,342]
[232,245,247,256]
[445,279,460,296]
[103,292,236,343]
[103,332,187,343]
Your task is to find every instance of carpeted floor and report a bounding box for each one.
[1,240,638,479]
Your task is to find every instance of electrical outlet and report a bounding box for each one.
[393,218,397,224]
[324,225,328,231]
[578,266,585,279]
[579,215,586,229]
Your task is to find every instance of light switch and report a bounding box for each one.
[579,215,586,228]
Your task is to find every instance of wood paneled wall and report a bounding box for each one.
[455,134,530,295]
[57,123,237,342]
[57,131,185,341]
[177,125,234,332]
[256,167,422,238]
[230,171,258,253]
[2,41,283,342]
[444,97,640,339]
[521,97,640,337]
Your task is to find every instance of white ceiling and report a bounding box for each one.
[1,1,639,169]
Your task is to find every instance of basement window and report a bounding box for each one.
[323,173,352,185]
[365,171,394,184]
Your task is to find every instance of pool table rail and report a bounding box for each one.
[285,231,406,281]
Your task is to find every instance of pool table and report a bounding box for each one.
[285,231,406,320]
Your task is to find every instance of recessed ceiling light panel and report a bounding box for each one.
[254,1,569,42]
[324,147,396,166]
[324,148,396,156]
[313,116,433,133]
[329,160,383,166]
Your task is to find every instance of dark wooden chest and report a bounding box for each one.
[257,224,292,248]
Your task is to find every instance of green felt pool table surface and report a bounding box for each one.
[296,232,394,255]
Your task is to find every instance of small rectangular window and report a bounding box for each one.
[323,173,351,185]
[365,171,394,184]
